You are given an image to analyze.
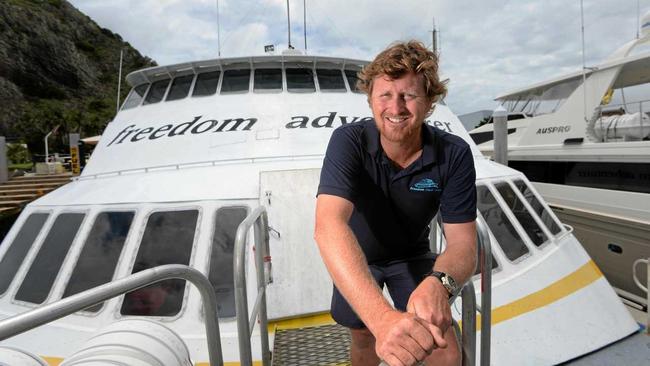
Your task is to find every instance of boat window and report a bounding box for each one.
[0,213,50,296]
[62,212,134,312]
[317,69,346,91]
[512,180,562,235]
[143,78,171,105]
[14,213,85,304]
[501,76,583,117]
[208,206,247,318]
[509,160,650,195]
[221,69,251,93]
[121,84,149,110]
[495,182,548,246]
[254,69,282,91]
[166,74,194,101]
[193,70,221,96]
[286,68,316,92]
[344,70,361,92]
[533,77,582,115]
[121,210,198,317]
[476,186,529,261]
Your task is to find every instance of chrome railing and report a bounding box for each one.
[433,213,492,366]
[632,257,649,334]
[0,264,224,365]
[475,216,492,366]
[234,206,272,366]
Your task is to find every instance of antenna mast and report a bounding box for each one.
[217,0,222,56]
[116,48,123,113]
[303,0,307,50]
[432,17,438,54]
[637,0,640,39]
[580,0,588,122]
[286,0,293,48]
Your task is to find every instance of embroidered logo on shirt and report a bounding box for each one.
[410,178,441,192]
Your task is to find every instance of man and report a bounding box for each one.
[314,41,477,366]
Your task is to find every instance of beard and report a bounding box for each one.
[374,116,423,144]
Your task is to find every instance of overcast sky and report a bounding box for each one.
[69,0,647,115]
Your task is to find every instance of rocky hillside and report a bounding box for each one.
[0,0,156,154]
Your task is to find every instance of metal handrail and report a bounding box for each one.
[632,257,649,334]
[461,281,477,366]
[0,264,224,366]
[476,216,492,366]
[435,213,492,366]
[234,206,271,366]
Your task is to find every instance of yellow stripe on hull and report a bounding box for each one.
[474,260,603,330]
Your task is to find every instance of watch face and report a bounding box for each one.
[430,271,458,296]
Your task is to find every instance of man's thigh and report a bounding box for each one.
[383,257,435,311]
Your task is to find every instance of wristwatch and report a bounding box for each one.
[428,271,459,298]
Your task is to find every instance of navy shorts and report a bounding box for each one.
[331,255,435,329]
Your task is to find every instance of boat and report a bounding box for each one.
[468,11,650,312]
[0,43,641,365]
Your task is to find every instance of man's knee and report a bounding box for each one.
[425,327,461,366]
[350,327,375,349]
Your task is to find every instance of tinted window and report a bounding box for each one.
[495,182,548,246]
[317,69,345,90]
[254,69,282,91]
[121,84,149,110]
[286,68,315,92]
[221,69,250,93]
[143,79,171,105]
[513,180,561,235]
[166,75,194,101]
[121,210,198,316]
[209,207,247,318]
[15,213,85,304]
[476,186,529,261]
[0,213,50,295]
[63,212,134,312]
[193,71,221,96]
[345,70,361,92]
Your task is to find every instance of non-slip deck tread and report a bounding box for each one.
[272,324,350,365]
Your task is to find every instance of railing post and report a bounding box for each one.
[461,282,476,366]
[253,211,271,365]
[640,101,645,141]
[234,206,271,366]
[437,214,491,366]
[476,217,492,366]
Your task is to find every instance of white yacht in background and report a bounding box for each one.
[469,13,650,310]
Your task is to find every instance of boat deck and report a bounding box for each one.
[563,327,649,365]
[272,324,350,365]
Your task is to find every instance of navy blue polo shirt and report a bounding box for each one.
[317,120,476,264]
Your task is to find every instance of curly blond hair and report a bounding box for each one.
[357,40,447,103]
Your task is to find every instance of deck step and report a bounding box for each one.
[0,188,53,196]
[0,175,71,216]
[272,324,350,365]
[0,194,36,201]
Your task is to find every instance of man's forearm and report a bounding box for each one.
[434,221,477,287]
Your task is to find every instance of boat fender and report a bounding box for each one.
[0,346,48,366]
[60,319,192,366]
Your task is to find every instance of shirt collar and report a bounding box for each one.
[362,120,438,166]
